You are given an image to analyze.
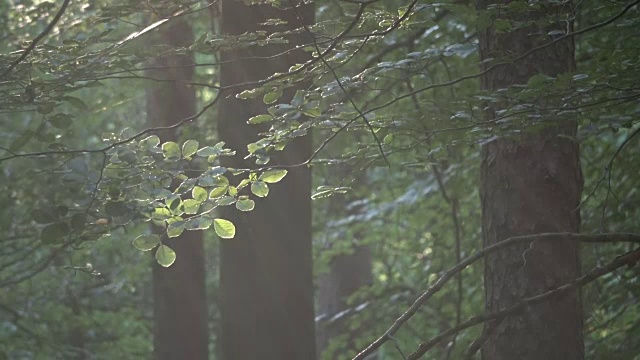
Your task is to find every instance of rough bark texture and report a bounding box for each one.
[477,1,584,359]
[147,20,209,360]
[317,245,374,359]
[218,2,316,360]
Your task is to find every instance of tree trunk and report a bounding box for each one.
[477,2,584,359]
[147,20,209,360]
[317,245,374,359]
[218,2,316,360]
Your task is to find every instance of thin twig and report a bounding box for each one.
[1,0,71,79]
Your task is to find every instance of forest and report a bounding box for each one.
[1,0,639,358]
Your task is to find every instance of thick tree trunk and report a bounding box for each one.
[218,2,316,360]
[147,20,209,360]
[317,245,374,359]
[477,2,584,359]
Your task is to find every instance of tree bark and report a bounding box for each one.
[477,2,584,359]
[147,20,209,360]
[218,1,316,360]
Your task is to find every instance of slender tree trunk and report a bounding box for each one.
[477,2,584,359]
[147,20,209,360]
[316,171,375,359]
[218,2,316,359]
[317,245,374,359]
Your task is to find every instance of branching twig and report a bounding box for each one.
[1,0,71,79]
[0,93,220,162]
[289,0,390,166]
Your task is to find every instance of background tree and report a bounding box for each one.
[146,16,209,360]
[477,0,584,359]
[217,0,317,358]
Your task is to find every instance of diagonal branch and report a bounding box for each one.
[352,232,640,359]
[1,0,71,79]
[406,247,640,359]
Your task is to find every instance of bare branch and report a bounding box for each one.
[406,247,640,359]
[353,232,640,359]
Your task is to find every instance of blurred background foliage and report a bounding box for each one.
[1,0,639,358]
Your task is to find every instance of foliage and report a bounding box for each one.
[1,0,639,358]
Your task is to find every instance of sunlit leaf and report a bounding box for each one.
[214,218,236,239]
[186,216,212,230]
[236,199,255,211]
[248,114,273,124]
[133,234,160,251]
[251,181,269,197]
[209,186,228,199]
[167,221,185,238]
[182,140,199,157]
[162,141,181,160]
[183,199,201,214]
[259,169,288,183]
[155,244,176,267]
[192,186,208,202]
[263,88,283,104]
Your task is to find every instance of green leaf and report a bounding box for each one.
[259,169,288,183]
[209,186,228,199]
[133,234,160,251]
[166,195,182,213]
[183,199,201,214]
[41,222,70,244]
[105,202,127,216]
[263,88,283,104]
[302,101,321,117]
[216,196,236,206]
[33,209,55,224]
[162,141,181,160]
[311,189,333,199]
[155,244,176,267]
[206,167,227,178]
[494,19,512,32]
[152,207,172,220]
[167,221,185,238]
[527,74,551,89]
[197,146,218,156]
[236,199,255,211]
[140,135,160,148]
[49,113,73,129]
[10,130,35,151]
[228,186,238,197]
[237,178,251,190]
[248,114,273,124]
[192,186,208,202]
[175,178,197,194]
[70,213,86,230]
[214,218,236,239]
[251,181,269,197]
[182,140,199,157]
[237,88,260,99]
[186,216,212,230]
[63,96,88,111]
